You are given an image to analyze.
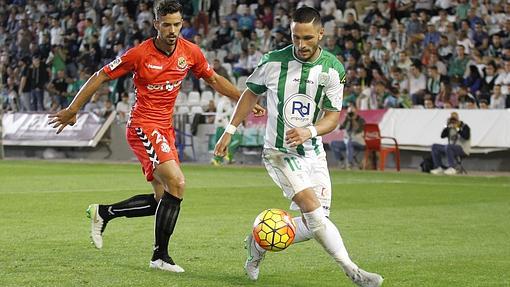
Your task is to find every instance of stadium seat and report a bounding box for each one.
[200,91,214,108]
[201,90,214,102]
[363,123,400,171]
[176,105,190,115]
[190,105,204,116]
[175,92,187,107]
[187,91,201,106]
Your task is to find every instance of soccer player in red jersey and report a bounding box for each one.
[49,1,264,272]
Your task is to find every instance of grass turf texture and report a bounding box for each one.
[0,160,509,287]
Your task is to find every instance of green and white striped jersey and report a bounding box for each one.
[246,45,346,156]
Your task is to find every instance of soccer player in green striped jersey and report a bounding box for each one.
[214,6,383,287]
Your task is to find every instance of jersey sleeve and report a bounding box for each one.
[190,45,214,79]
[321,63,346,111]
[245,53,269,95]
[102,47,139,79]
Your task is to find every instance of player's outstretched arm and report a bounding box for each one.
[204,72,265,116]
[213,88,259,157]
[48,70,111,134]
[286,110,340,147]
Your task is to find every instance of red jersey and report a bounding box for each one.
[103,37,214,128]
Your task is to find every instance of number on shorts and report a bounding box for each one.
[284,157,301,171]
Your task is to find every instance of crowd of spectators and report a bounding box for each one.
[1,0,510,116]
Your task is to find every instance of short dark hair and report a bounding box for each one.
[292,6,321,26]
[154,0,182,20]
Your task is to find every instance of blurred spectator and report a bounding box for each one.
[47,69,70,110]
[1,76,19,112]
[409,63,427,106]
[246,43,262,75]
[330,101,365,169]
[463,65,483,98]
[25,55,50,111]
[435,82,457,109]
[479,99,489,109]
[447,45,469,83]
[181,18,197,41]
[456,85,476,109]
[487,33,503,58]
[495,60,510,95]
[208,0,220,25]
[489,85,506,109]
[212,59,231,83]
[17,58,31,111]
[423,94,435,109]
[430,112,471,175]
[115,92,131,123]
[136,2,153,30]
[426,66,444,100]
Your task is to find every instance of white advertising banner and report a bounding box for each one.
[379,109,510,153]
[2,112,116,147]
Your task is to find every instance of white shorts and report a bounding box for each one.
[262,148,332,216]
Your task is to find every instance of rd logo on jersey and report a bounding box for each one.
[177,57,188,70]
[283,93,316,128]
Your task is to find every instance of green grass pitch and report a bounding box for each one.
[0,160,509,286]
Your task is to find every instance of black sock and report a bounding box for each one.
[98,194,158,222]
[152,192,182,263]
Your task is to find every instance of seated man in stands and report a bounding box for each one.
[430,112,471,175]
[330,103,365,169]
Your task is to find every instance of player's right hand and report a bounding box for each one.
[213,133,232,158]
[48,109,78,134]
[252,104,266,117]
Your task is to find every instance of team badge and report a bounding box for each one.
[318,72,330,86]
[161,142,171,153]
[177,57,188,70]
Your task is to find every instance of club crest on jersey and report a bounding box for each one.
[161,142,171,153]
[177,57,188,70]
[318,72,330,86]
[283,93,316,128]
[108,57,122,70]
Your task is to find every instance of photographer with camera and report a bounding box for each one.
[430,112,471,175]
[330,102,365,169]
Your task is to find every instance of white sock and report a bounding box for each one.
[303,207,358,273]
[293,216,313,243]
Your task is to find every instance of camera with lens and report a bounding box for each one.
[447,117,459,143]
[447,117,458,128]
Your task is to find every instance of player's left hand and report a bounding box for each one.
[252,104,266,117]
[285,127,311,147]
[48,108,78,134]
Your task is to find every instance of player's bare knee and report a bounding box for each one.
[293,189,321,213]
[168,177,186,193]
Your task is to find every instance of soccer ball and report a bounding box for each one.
[252,208,296,252]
